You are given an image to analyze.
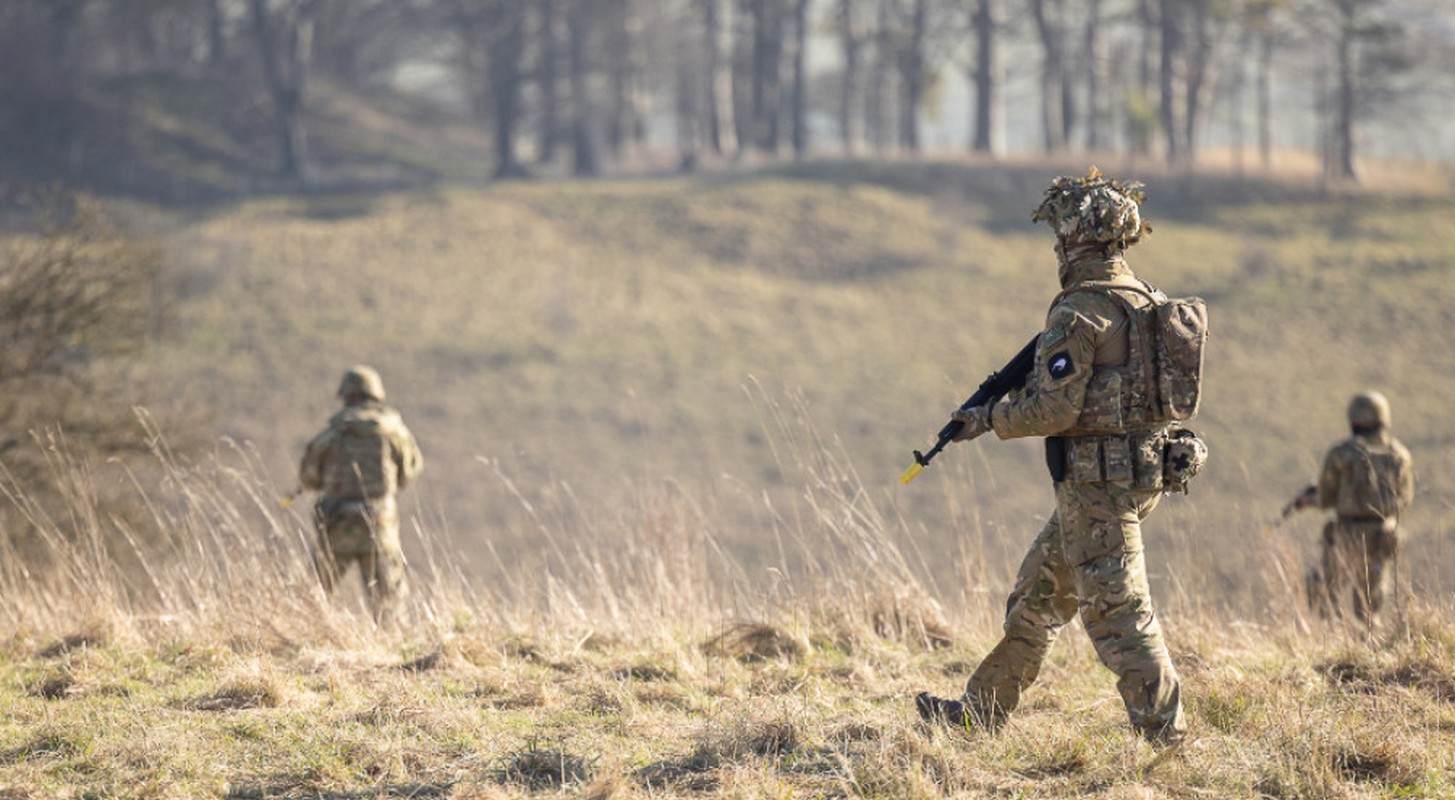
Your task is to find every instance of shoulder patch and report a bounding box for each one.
[1041,321,1071,349]
[1047,351,1075,380]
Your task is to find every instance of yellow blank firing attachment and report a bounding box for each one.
[899,463,924,484]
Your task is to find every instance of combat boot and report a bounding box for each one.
[914,692,974,730]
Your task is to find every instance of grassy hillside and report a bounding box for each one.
[1,431,1453,798]
[3,158,1455,797]
[140,158,1455,619]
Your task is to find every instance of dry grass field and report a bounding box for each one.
[3,158,1455,797]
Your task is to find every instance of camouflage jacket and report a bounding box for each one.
[1317,431,1413,521]
[990,256,1161,440]
[300,402,424,502]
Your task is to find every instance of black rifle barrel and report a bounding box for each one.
[912,334,1039,469]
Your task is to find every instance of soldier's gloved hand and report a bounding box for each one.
[950,405,993,442]
[1292,484,1318,510]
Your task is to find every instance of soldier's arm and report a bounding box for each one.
[1398,443,1414,509]
[299,430,332,491]
[988,306,1099,440]
[393,424,424,489]
[1315,447,1342,510]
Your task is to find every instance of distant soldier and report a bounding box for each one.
[915,168,1207,745]
[300,366,423,624]
[1286,391,1413,623]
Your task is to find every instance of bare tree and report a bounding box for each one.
[894,0,930,152]
[567,0,602,176]
[1157,0,1183,163]
[248,0,324,184]
[749,0,785,154]
[604,0,643,160]
[702,0,737,156]
[1029,0,1072,153]
[836,0,869,154]
[537,0,562,164]
[1081,0,1105,151]
[790,0,811,158]
[968,0,1001,156]
[455,0,531,179]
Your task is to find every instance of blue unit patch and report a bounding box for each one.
[1047,352,1074,380]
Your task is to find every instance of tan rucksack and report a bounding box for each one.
[1062,281,1209,425]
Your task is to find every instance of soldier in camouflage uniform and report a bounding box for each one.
[300,366,424,624]
[916,169,1196,744]
[1288,391,1413,623]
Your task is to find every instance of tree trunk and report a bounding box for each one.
[790,0,809,159]
[897,0,927,153]
[750,0,783,154]
[207,0,227,71]
[1181,0,1216,166]
[1256,30,1272,171]
[676,5,702,170]
[838,0,862,154]
[1333,0,1358,182]
[249,0,318,185]
[866,0,891,153]
[537,0,561,164]
[567,2,600,176]
[969,0,999,156]
[1029,0,1068,153]
[703,0,736,156]
[605,0,638,159]
[1158,0,1181,165]
[488,3,528,179]
[1082,0,1104,151]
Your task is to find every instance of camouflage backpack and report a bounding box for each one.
[1062,282,1209,425]
[1343,442,1404,519]
[322,406,401,500]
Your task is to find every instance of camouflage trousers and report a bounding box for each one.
[962,479,1185,742]
[1308,519,1398,623]
[314,496,408,624]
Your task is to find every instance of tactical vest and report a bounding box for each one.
[321,409,400,501]
[1055,281,1208,436]
[1336,439,1404,520]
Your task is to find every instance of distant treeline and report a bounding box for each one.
[1,0,1453,197]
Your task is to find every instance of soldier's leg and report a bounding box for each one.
[1320,523,1348,620]
[313,520,343,595]
[1059,481,1185,742]
[362,504,408,625]
[1355,525,1397,621]
[1325,523,1374,621]
[961,510,1080,726]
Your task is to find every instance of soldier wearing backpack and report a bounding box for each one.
[916,168,1206,745]
[300,366,424,624]
[1287,391,1413,624]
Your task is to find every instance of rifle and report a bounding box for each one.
[1262,484,1316,535]
[900,334,1039,484]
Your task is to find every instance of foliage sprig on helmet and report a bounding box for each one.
[1032,166,1151,247]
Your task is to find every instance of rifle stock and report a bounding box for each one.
[901,334,1040,484]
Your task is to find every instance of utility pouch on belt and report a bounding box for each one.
[1045,436,1067,482]
[1066,435,1134,483]
[1049,432,1168,489]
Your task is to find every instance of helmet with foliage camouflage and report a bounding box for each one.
[1032,166,1150,246]
[1347,390,1390,430]
[338,365,386,403]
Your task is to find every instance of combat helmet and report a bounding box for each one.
[1347,390,1390,430]
[338,365,386,404]
[1032,166,1150,247]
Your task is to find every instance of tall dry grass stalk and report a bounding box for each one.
[0,394,1440,666]
[0,392,996,659]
